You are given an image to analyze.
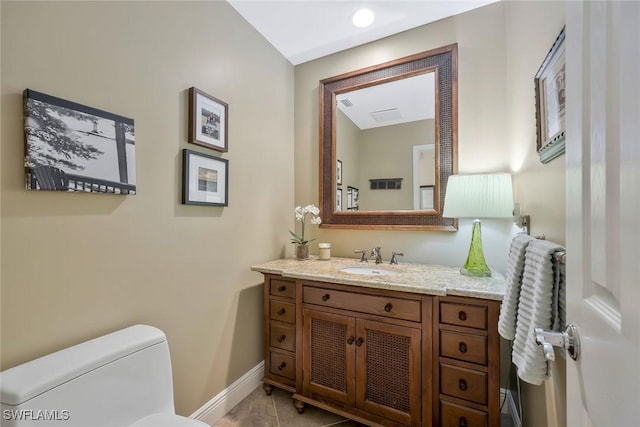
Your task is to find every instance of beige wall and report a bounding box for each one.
[295,1,565,426]
[1,1,294,416]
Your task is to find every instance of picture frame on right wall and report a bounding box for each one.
[534,27,566,164]
[188,87,228,152]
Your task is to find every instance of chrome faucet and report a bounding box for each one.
[371,247,383,264]
[354,250,368,262]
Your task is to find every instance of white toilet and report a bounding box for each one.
[0,325,209,427]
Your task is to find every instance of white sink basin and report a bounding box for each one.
[339,267,399,276]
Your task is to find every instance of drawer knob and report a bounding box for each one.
[347,336,355,345]
[355,338,364,347]
[278,285,287,292]
[459,342,468,353]
[459,379,468,391]
[277,362,287,371]
[277,308,286,316]
[459,417,468,427]
[458,311,467,321]
[384,303,393,312]
[322,293,331,301]
[277,334,286,343]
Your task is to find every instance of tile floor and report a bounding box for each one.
[213,385,516,427]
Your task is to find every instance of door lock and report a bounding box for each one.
[534,323,580,361]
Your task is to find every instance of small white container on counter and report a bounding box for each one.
[318,243,331,260]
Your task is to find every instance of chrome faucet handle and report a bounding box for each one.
[354,250,368,262]
[390,252,404,265]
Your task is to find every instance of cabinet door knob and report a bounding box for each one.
[277,308,286,316]
[277,362,287,371]
[459,342,468,353]
[459,417,468,427]
[278,285,287,292]
[458,379,468,391]
[347,336,355,345]
[277,335,286,343]
[384,303,393,312]
[322,293,331,301]
[458,311,467,321]
[355,338,364,347]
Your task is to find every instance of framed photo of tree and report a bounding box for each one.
[23,89,136,194]
[188,87,228,152]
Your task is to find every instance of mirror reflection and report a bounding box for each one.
[319,44,458,230]
[335,72,436,212]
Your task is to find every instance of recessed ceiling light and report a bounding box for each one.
[352,8,375,28]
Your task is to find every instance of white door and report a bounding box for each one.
[565,1,640,426]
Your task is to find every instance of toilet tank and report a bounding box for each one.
[0,325,176,427]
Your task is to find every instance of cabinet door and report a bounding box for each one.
[302,308,356,406]
[356,319,422,426]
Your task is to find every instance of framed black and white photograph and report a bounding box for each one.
[535,27,566,164]
[336,159,342,185]
[24,89,136,194]
[347,186,359,211]
[188,87,228,152]
[182,149,228,206]
[336,188,343,212]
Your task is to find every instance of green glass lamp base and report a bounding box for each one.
[460,219,492,277]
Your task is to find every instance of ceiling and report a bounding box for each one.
[226,0,499,65]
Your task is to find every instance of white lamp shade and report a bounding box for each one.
[442,173,514,219]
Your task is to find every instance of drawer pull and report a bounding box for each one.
[458,310,467,321]
[277,308,286,316]
[277,334,286,343]
[384,303,393,312]
[322,293,331,301]
[459,417,468,427]
[277,285,287,292]
[458,379,468,391]
[277,362,287,371]
[347,336,355,345]
[355,338,364,347]
[459,342,468,353]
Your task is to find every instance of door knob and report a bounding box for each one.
[534,323,580,361]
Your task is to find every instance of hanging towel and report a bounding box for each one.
[498,233,535,340]
[511,239,565,385]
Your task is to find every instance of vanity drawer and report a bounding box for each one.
[269,349,295,380]
[440,363,488,405]
[440,401,487,427]
[270,299,296,324]
[270,278,296,299]
[440,302,487,330]
[303,286,421,322]
[270,322,296,352]
[440,331,487,365]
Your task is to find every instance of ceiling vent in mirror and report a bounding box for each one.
[370,108,402,122]
[340,98,354,107]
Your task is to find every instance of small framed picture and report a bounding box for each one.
[534,27,566,163]
[182,149,228,206]
[188,87,228,152]
[336,159,342,185]
[336,188,343,212]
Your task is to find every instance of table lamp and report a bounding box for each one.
[442,173,514,277]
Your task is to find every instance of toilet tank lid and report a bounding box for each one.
[0,325,167,406]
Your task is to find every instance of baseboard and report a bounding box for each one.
[501,387,522,427]
[190,360,265,425]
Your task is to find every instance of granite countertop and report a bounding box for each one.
[251,257,506,301]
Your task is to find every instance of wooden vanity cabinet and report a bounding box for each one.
[261,274,502,427]
[434,296,501,427]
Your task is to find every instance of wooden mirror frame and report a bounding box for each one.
[319,44,458,230]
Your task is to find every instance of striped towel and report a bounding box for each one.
[498,233,535,340]
[511,239,565,385]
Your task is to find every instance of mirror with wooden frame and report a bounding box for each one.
[319,44,458,230]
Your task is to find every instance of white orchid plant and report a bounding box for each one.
[289,204,322,245]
